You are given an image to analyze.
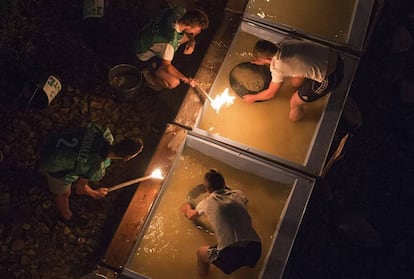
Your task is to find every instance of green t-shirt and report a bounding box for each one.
[39,123,114,185]
[136,7,186,54]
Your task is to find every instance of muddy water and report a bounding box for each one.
[245,0,357,43]
[127,146,292,279]
[197,30,329,165]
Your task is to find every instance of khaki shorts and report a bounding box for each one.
[40,171,71,194]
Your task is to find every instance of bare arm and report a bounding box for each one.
[74,177,108,199]
[181,203,199,220]
[160,60,196,86]
[243,81,282,103]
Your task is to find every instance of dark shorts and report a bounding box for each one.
[298,54,345,102]
[208,241,262,274]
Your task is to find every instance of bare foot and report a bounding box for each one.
[61,209,73,220]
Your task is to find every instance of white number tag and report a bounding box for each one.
[42,75,62,103]
[83,0,105,19]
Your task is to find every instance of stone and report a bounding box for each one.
[56,220,65,228]
[80,102,88,114]
[27,249,36,256]
[63,226,71,235]
[1,245,8,252]
[0,192,10,217]
[73,96,80,104]
[11,239,25,251]
[35,205,42,216]
[22,224,31,231]
[90,100,104,109]
[77,237,86,245]
[41,225,50,234]
[42,200,52,209]
[21,255,31,265]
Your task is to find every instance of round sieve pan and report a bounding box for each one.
[229,62,271,97]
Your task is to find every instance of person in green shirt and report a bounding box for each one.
[38,123,144,220]
[136,7,209,90]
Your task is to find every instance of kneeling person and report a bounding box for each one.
[181,169,261,277]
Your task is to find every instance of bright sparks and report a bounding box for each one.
[150,168,164,179]
[210,88,235,113]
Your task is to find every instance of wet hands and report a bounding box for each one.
[181,203,192,215]
[243,94,256,103]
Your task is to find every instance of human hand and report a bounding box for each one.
[181,203,192,215]
[91,187,108,199]
[183,77,198,88]
[243,94,256,103]
[183,40,196,55]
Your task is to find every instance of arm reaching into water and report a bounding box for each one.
[243,81,282,103]
[181,203,200,220]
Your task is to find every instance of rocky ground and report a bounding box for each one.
[0,0,414,279]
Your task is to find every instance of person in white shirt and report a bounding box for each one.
[181,169,261,278]
[243,40,344,121]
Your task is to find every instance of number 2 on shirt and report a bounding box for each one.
[56,138,79,148]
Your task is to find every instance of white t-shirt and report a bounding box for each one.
[196,188,261,249]
[137,24,182,62]
[270,40,330,83]
[136,42,175,61]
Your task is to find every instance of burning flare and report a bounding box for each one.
[210,88,235,113]
[150,168,164,179]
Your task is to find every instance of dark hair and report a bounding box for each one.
[110,139,143,158]
[179,9,209,29]
[204,169,225,191]
[253,40,279,59]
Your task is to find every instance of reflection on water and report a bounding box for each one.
[245,0,357,43]
[198,30,329,165]
[127,147,292,279]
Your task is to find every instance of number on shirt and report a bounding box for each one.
[56,137,79,148]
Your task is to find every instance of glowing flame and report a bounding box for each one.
[210,88,235,113]
[150,168,164,179]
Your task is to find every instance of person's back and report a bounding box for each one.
[136,7,187,56]
[39,123,111,183]
[272,40,330,83]
[183,170,261,276]
[197,188,260,249]
[37,123,144,221]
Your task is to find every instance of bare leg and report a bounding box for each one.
[291,77,305,88]
[289,91,306,121]
[197,246,211,278]
[154,67,181,89]
[56,188,72,220]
